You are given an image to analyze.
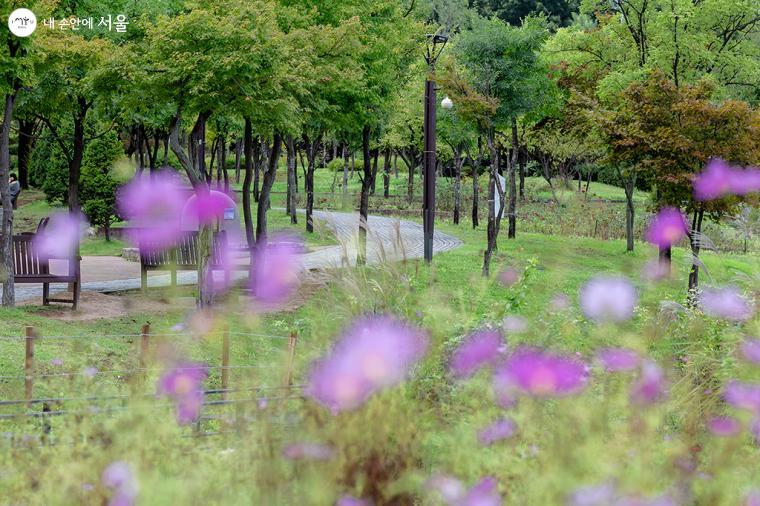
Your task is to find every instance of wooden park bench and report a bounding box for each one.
[139,231,243,291]
[10,233,81,309]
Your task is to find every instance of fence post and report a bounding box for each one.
[221,327,230,401]
[139,323,151,371]
[24,326,35,408]
[282,331,298,388]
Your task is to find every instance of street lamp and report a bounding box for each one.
[441,96,454,110]
[423,33,448,264]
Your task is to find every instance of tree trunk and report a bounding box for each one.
[482,131,505,277]
[453,144,462,225]
[407,152,415,203]
[234,140,242,184]
[68,97,89,214]
[370,149,379,195]
[256,134,282,245]
[358,125,372,266]
[242,119,255,248]
[688,208,704,292]
[624,179,635,252]
[518,146,526,200]
[17,119,37,189]
[394,153,398,178]
[383,148,391,198]
[507,119,518,239]
[287,137,297,225]
[304,133,320,233]
[342,143,349,196]
[1,92,18,306]
[254,137,265,202]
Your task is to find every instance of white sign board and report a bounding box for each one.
[493,174,506,220]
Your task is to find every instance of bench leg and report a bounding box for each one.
[141,267,148,293]
[72,281,80,310]
[42,283,49,305]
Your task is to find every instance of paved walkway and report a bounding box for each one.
[7,210,462,303]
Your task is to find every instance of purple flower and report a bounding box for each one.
[580,276,638,323]
[183,190,233,226]
[250,234,303,309]
[82,366,98,378]
[49,358,64,367]
[306,316,429,414]
[550,292,571,311]
[426,474,466,504]
[645,208,688,248]
[460,477,501,506]
[494,347,589,398]
[750,419,760,441]
[498,267,520,287]
[596,348,640,372]
[477,417,517,446]
[336,496,373,506]
[282,442,336,461]
[567,482,617,506]
[732,166,760,196]
[450,330,504,379]
[724,380,760,412]
[33,212,86,258]
[642,259,671,282]
[503,315,528,334]
[157,362,209,425]
[745,489,760,506]
[694,158,735,201]
[118,172,187,252]
[102,461,137,506]
[741,339,760,364]
[630,360,667,406]
[707,416,741,437]
[700,286,754,322]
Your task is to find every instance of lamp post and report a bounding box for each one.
[423,33,448,264]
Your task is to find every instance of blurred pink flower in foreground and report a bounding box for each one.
[694,158,760,201]
[33,211,86,258]
[118,172,187,252]
[450,329,504,379]
[567,481,616,506]
[306,316,428,414]
[645,208,688,248]
[459,477,501,506]
[580,276,638,323]
[707,416,741,437]
[497,266,520,287]
[745,489,760,506]
[724,380,760,412]
[101,461,137,506]
[741,339,760,364]
[477,417,517,446]
[630,360,667,406]
[700,286,755,322]
[336,496,373,506]
[494,347,589,398]
[157,362,209,425]
[282,442,335,461]
[185,190,230,225]
[597,347,640,372]
[550,292,571,311]
[250,234,303,309]
[642,259,671,282]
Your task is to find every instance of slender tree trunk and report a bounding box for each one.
[304,134,319,233]
[624,179,635,252]
[16,119,37,189]
[342,143,349,196]
[242,119,255,248]
[68,98,89,214]
[1,92,18,306]
[358,125,372,266]
[688,208,704,292]
[507,119,518,239]
[350,151,355,179]
[234,140,242,184]
[383,147,391,198]
[453,144,462,225]
[518,146,526,200]
[394,152,398,178]
[254,137,265,202]
[482,131,505,277]
[256,134,282,245]
[370,149,379,195]
[286,137,297,225]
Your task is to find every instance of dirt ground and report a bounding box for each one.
[19,291,194,321]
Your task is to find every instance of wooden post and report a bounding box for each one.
[221,327,230,401]
[139,323,150,370]
[24,326,35,408]
[282,331,298,388]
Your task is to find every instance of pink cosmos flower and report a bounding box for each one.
[477,417,517,446]
[700,286,755,322]
[306,316,429,414]
[492,372,519,409]
[33,211,86,258]
[184,190,231,225]
[745,489,760,506]
[460,477,501,506]
[50,358,64,366]
[707,416,741,437]
[641,259,671,282]
[724,380,760,412]
[118,172,187,252]
[740,339,760,364]
[694,159,734,201]
[497,267,520,287]
[503,315,528,334]
[567,482,617,506]
[336,496,373,506]
[630,360,667,406]
[580,277,638,323]
[157,362,209,425]
[102,461,137,506]
[426,474,466,504]
[494,347,589,398]
[645,208,688,248]
[596,348,640,372]
[550,292,571,311]
[282,442,336,461]
[449,330,504,379]
[250,234,303,309]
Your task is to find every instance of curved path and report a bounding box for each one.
[8,210,462,303]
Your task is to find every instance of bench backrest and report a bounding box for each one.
[12,235,49,276]
[140,231,228,268]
